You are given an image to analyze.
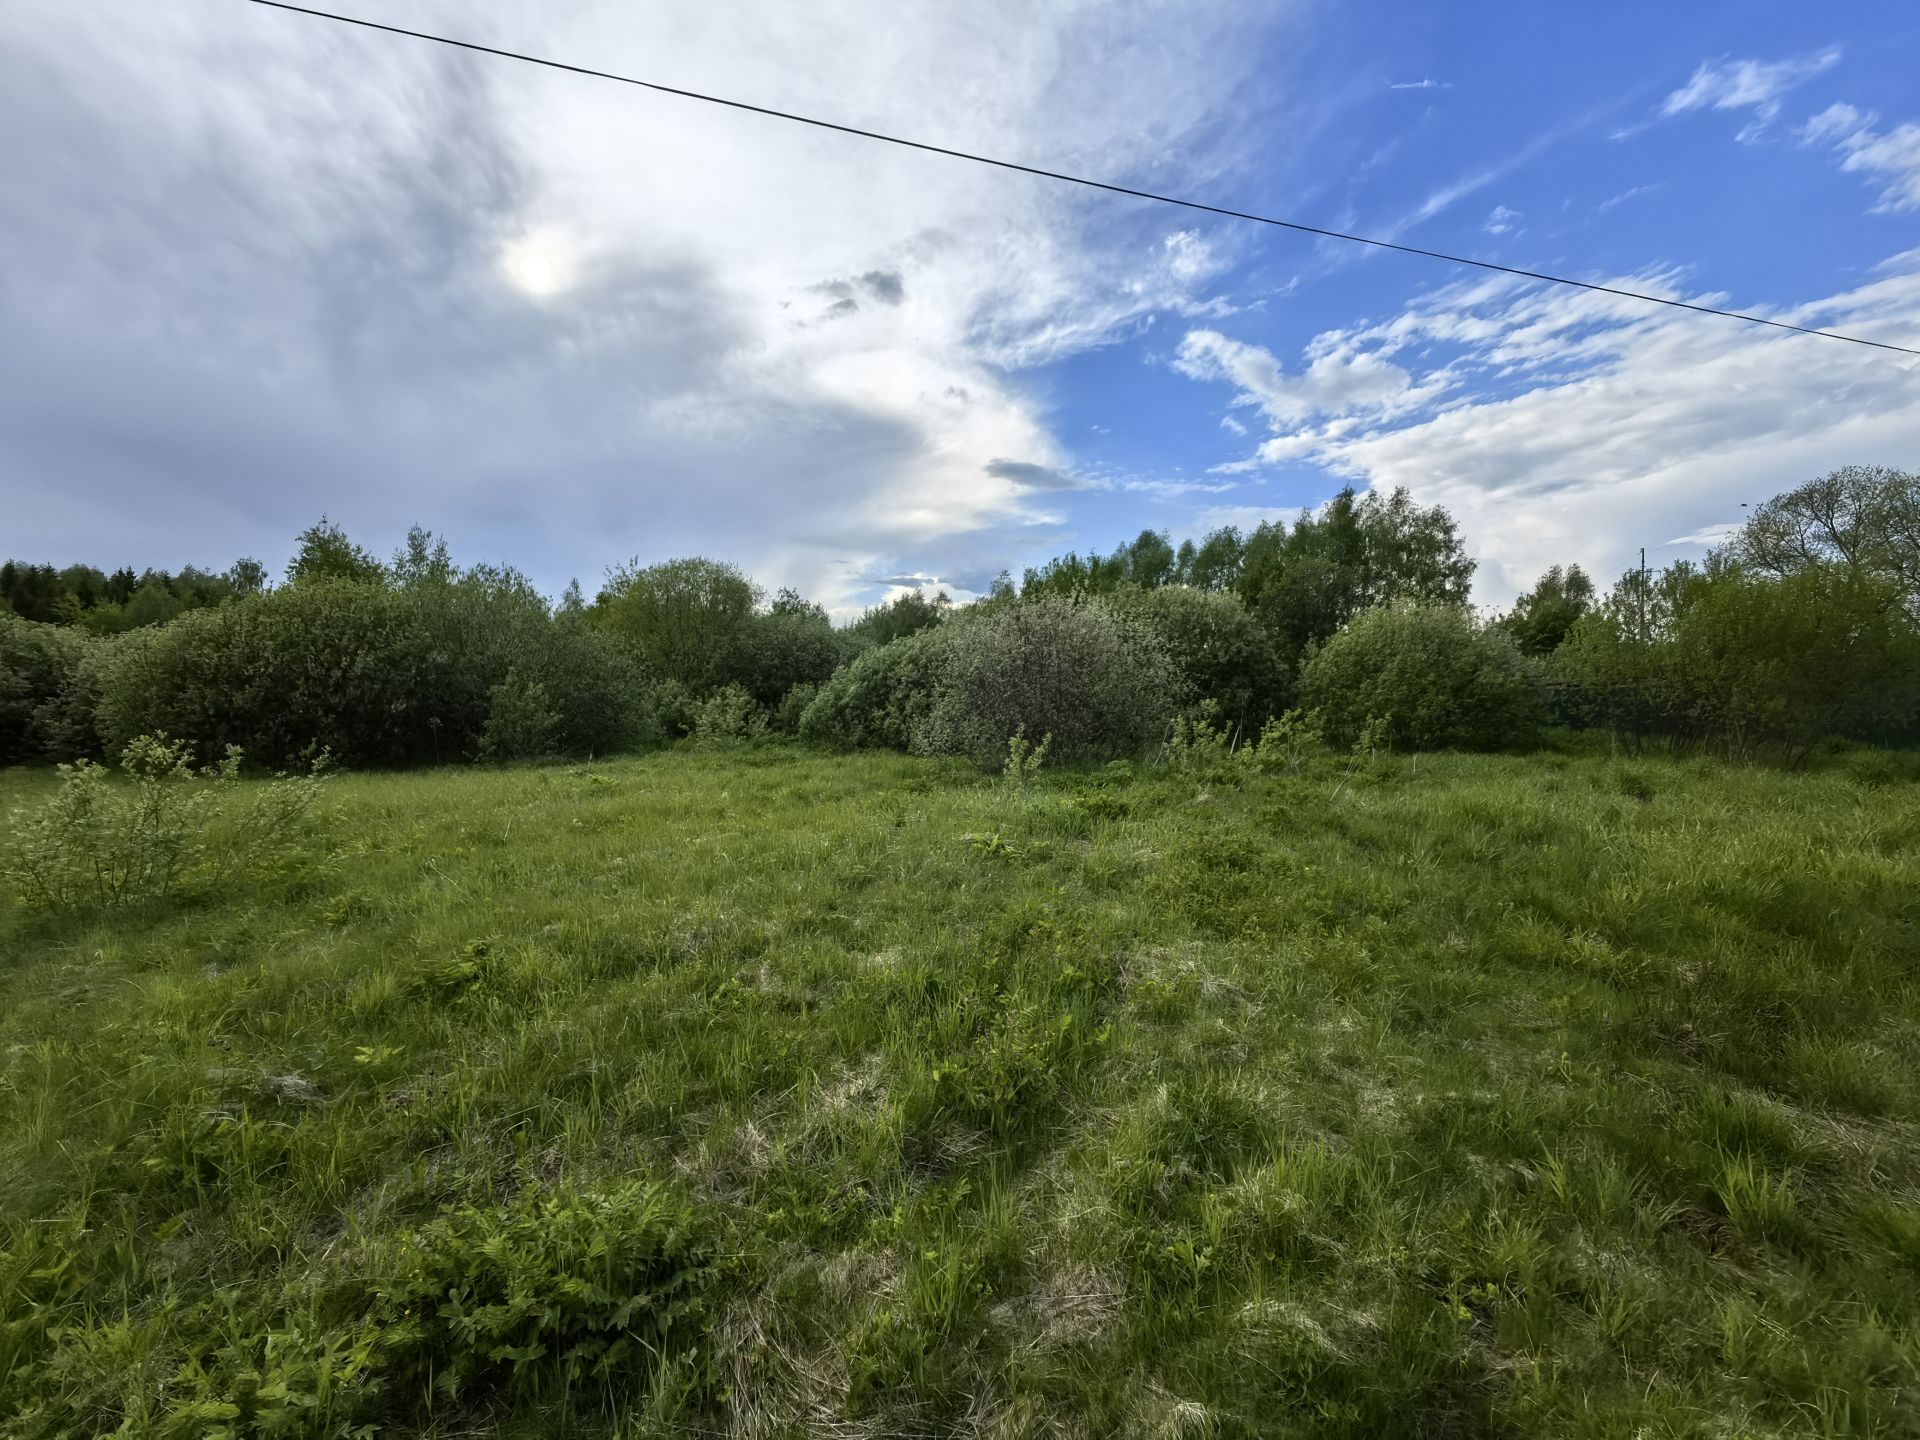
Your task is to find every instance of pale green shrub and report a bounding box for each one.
[651,678,700,739]
[2,736,328,909]
[770,681,818,735]
[689,684,767,745]
[5,736,205,907]
[204,751,331,886]
[797,624,959,751]
[1300,601,1547,751]
[1162,702,1236,775]
[1238,708,1325,775]
[921,600,1175,768]
[1001,726,1051,787]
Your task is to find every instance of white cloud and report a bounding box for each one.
[1406,161,1514,229]
[1801,103,1920,212]
[1172,329,1431,426]
[1663,523,1742,549]
[1598,182,1661,212]
[1660,48,1840,140]
[1484,205,1520,235]
[1388,79,1450,92]
[1803,101,1868,145]
[1176,254,1920,602]
[1061,462,1238,501]
[0,0,1270,614]
[1161,229,1215,283]
[1219,414,1247,435]
[1192,504,1304,532]
[1392,107,1599,233]
[1120,477,1236,498]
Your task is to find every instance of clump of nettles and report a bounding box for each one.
[690,683,769,745]
[3,735,329,909]
[1240,707,1325,775]
[17,1180,720,1436]
[1163,704,1329,778]
[1002,725,1050,787]
[1163,701,1236,774]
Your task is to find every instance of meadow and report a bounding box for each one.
[2,741,1918,1437]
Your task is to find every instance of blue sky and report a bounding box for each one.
[1039,0,1920,597]
[3,0,1918,610]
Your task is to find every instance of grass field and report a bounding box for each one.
[3,743,1919,1437]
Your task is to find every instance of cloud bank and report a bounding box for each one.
[1175,256,1920,601]
[0,0,1266,611]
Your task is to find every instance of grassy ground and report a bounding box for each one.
[2,742,1918,1437]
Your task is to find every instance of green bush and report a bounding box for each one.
[1557,559,1920,758]
[397,564,551,751]
[593,556,760,690]
[92,581,434,766]
[770,681,818,735]
[1239,707,1326,775]
[1160,701,1328,780]
[798,624,960,751]
[91,578,651,767]
[921,599,1176,768]
[0,613,101,764]
[402,564,651,759]
[1002,726,1050,786]
[651,678,700,740]
[717,607,855,708]
[689,683,768,745]
[520,616,655,757]
[1161,703,1237,776]
[478,669,560,762]
[846,589,949,647]
[1299,601,1547,751]
[1100,584,1284,736]
[2,736,328,909]
[1497,564,1596,657]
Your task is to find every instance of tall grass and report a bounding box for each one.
[1,742,1916,1435]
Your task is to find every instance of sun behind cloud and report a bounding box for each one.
[501,231,573,298]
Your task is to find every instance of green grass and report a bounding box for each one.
[2,742,1918,1437]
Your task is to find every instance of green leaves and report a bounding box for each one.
[1299,601,1547,752]
[1557,554,1920,757]
[594,556,760,691]
[373,1181,720,1405]
[923,599,1176,769]
[88,571,649,767]
[2,736,328,909]
[477,668,561,762]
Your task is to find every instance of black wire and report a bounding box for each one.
[249,0,1920,359]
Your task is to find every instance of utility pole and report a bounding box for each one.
[1638,546,1647,643]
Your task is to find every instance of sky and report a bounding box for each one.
[3,0,1918,614]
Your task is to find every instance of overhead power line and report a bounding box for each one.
[250,0,1919,358]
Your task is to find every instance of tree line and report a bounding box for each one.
[0,558,267,632]
[3,468,1916,770]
